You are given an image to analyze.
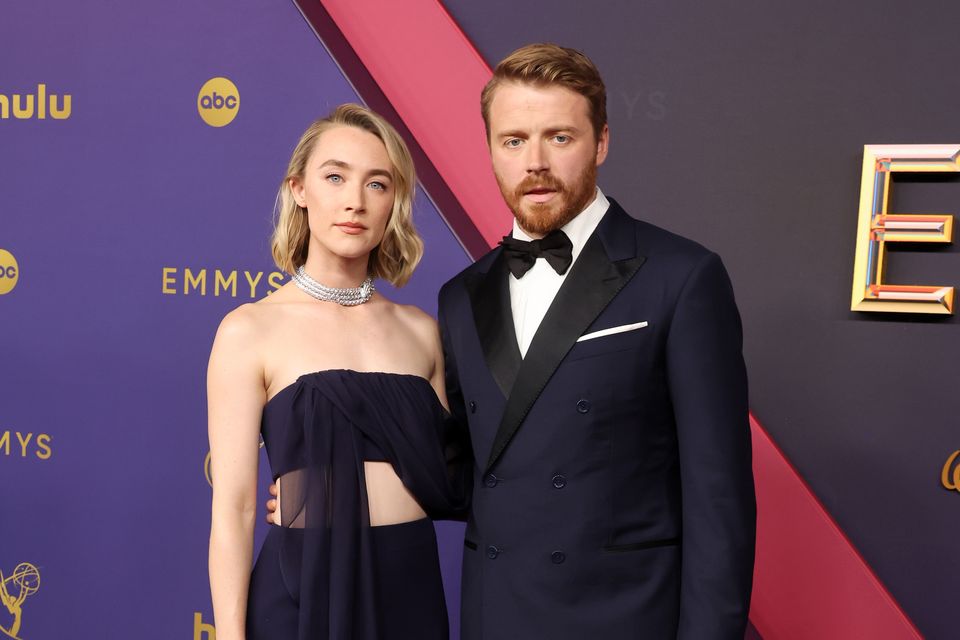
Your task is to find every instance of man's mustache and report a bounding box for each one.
[513,173,567,200]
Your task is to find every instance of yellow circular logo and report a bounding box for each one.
[197,77,239,127]
[0,249,19,295]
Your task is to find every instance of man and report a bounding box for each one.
[438,43,755,639]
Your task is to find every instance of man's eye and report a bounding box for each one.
[505,139,522,148]
[554,135,570,144]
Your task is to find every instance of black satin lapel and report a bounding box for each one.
[466,251,522,398]
[484,234,646,472]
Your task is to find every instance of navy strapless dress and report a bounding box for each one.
[246,370,470,640]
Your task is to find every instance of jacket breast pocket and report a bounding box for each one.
[565,321,651,362]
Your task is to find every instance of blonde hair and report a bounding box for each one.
[481,43,607,142]
[270,104,422,287]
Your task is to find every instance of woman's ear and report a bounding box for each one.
[289,177,306,208]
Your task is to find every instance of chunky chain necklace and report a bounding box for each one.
[292,266,375,306]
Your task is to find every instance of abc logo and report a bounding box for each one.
[197,77,239,128]
[0,249,19,295]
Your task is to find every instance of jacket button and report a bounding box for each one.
[484,473,498,488]
[486,545,501,559]
[551,550,566,564]
[469,401,477,413]
[552,474,566,489]
[576,399,591,414]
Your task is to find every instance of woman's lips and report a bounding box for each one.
[335,222,367,235]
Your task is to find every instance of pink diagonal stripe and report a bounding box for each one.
[749,414,922,639]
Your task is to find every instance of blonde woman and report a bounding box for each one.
[207,104,467,639]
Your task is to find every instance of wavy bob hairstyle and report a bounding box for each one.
[270,104,422,287]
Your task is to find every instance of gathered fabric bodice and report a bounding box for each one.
[259,369,470,639]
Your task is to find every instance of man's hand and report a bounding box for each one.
[265,480,280,525]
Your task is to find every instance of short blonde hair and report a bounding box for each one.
[481,43,607,142]
[270,104,422,287]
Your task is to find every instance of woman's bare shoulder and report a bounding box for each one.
[392,301,438,331]
[252,280,301,307]
[389,302,441,352]
[214,300,281,349]
[219,283,300,333]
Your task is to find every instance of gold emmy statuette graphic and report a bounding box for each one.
[851,145,957,314]
[0,562,40,640]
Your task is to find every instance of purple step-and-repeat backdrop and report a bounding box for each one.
[1,1,469,637]
[5,0,960,638]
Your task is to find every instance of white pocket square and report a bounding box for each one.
[577,321,648,342]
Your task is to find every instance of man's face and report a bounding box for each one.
[488,81,609,237]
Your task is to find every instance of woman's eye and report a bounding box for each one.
[368,181,387,191]
[326,174,343,184]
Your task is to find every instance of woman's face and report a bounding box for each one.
[290,125,395,265]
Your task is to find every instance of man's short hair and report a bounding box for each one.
[481,43,607,142]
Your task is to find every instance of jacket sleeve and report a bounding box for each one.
[666,251,756,639]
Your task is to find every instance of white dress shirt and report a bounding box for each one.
[509,188,610,357]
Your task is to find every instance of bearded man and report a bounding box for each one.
[438,43,756,640]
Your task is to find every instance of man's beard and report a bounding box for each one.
[497,160,597,236]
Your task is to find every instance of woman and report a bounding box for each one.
[207,104,467,639]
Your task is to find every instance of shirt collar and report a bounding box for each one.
[512,187,610,264]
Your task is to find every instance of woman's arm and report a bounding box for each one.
[207,306,266,640]
[427,319,449,412]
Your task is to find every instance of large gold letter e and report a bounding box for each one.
[851,144,956,314]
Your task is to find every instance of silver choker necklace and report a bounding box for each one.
[292,266,375,306]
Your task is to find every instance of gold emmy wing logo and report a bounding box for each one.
[0,562,40,640]
[197,77,239,127]
[0,250,19,295]
[942,450,960,493]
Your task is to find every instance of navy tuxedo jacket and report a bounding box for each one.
[438,200,756,640]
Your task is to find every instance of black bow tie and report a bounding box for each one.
[500,229,574,278]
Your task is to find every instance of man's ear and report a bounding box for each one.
[595,124,610,166]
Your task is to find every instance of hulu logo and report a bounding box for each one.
[193,612,216,639]
[0,84,71,120]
